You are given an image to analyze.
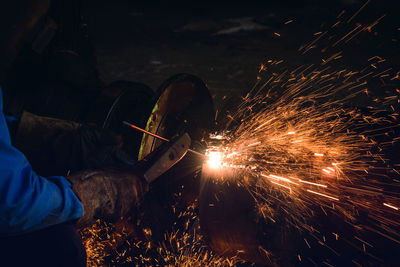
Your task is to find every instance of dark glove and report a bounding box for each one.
[14,111,133,176]
[67,169,148,227]
[76,124,136,169]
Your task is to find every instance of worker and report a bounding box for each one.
[0,86,149,266]
[0,2,212,266]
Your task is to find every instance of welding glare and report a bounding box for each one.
[206,151,223,169]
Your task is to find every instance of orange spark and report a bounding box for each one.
[307,190,339,201]
[323,169,331,174]
[270,181,292,192]
[298,179,328,188]
[383,203,399,210]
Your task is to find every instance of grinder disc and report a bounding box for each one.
[139,73,214,159]
[137,73,215,240]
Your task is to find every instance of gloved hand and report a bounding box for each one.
[13,111,133,176]
[67,169,148,227]
[77,124,136,169]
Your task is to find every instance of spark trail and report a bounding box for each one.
[205,54,400,264]
[80,2,400,265]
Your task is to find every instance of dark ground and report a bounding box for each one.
[83,0,400,112]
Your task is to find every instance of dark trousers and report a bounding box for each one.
[0,222,86,267]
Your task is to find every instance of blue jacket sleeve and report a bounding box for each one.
[0,88,83,236]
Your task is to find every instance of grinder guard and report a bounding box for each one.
[137,73,215,240]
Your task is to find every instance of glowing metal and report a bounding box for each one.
[206,151,223,169]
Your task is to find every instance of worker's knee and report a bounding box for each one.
[0,221,86,267]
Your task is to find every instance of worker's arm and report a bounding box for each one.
[0,88,83,235]
[13,111,131,177]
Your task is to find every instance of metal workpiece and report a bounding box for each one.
[199,168,270,265]
[198,166,299,266]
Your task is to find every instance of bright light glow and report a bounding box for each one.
[322,169,331,174]
[210,134,225,140]
[383,203,399,210]
[207,151,223,169]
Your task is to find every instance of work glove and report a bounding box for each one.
[67,169,148,227]
[14,111,133,176]
[67,133,191,227]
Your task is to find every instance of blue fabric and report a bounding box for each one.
[4,114,21,139]
[4,114,20,125]
[0,88,83,236]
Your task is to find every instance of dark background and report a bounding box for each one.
[82,0,400,111]
[1,0,399,117]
